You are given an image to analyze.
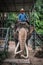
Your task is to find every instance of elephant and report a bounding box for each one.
[13,22,34,58]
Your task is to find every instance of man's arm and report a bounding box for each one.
[18,14,21,22]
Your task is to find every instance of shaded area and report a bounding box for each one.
[0,0,36,12]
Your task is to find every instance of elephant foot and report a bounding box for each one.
[15,54,21,59]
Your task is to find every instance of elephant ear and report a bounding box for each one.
[29,26,34,34]
[27,26,34,39]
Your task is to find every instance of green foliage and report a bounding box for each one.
[35,20,43,28]
[4,12,18,27]
[7,12,18,22]
[30,0,43,34]
[35,20,43,34]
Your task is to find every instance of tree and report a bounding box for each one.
[30,0,43,34]
[4,12,18,27]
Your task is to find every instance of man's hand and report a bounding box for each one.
[26,20,30,25]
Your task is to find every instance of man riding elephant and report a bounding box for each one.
[18,8,29,23]
[12,8,34,58]
[14,8,30,44]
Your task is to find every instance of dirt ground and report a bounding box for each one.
[28,49,43,65]
[2,41,43,65]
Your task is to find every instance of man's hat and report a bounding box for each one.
[20,8,25,12]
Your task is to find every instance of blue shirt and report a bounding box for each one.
[18,13,28,22]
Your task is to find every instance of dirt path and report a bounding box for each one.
[2,41,43,65]
[28,47,43,65]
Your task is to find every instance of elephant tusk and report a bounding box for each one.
[15,42,23,55]
[21,43,29,59]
